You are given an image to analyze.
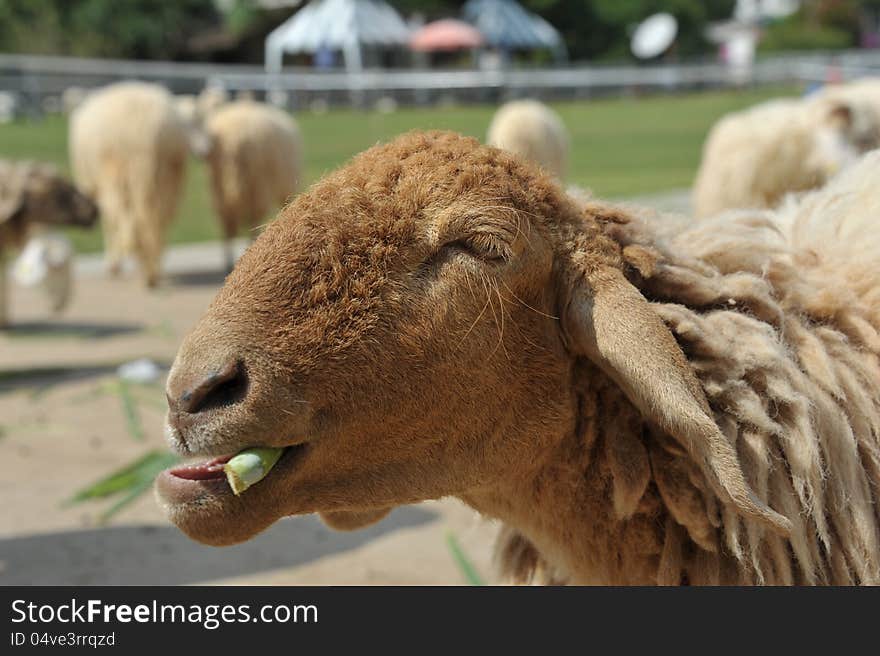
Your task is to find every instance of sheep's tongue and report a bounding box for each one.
[169,455,233,481]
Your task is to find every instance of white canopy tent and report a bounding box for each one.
[264,0,411,74]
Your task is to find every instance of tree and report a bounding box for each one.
[0,0,66,55]
[759,0,864,52]
[521,0,735,60]
[0,0,219,59]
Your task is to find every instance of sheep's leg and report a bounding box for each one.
[0,256,8,329]
[103,217,123,277]
[45,260,73,315]
[141,258,160,288]
[135,223,163,289]
[100,184,132,278]
[106,258,122,277]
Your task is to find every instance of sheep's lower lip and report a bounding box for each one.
[157,444,307,505]
[167,455,233,481]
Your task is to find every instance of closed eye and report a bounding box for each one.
[417,235,509,275]
[444,236,507,263]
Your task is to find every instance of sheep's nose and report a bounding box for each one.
[166,360,247,416]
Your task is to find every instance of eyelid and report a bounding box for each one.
[446,235,507,261]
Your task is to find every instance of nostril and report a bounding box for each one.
[178,360,248,415]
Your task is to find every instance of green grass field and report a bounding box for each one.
[1,86,799,253]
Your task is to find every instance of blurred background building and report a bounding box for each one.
[1,1,878,63]
[2,0,880,113]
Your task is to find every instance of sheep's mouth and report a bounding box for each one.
[167,454,233,481]
[157,443,309,505]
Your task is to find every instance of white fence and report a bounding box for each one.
[3,49,880,113]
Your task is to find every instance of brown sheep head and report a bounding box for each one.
[0,161,97,247]
[157,131,789,547]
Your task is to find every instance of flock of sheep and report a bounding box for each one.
[1,80,302,325]
[3,78,880,585]
[5,78,877,321]
[69,81,303,285]
[488,79,880,220]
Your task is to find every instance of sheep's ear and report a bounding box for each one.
[560,264,791,537]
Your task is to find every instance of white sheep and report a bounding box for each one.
[204,100,302,270]
[487,99,570,180]
[69,81,190,287]
[691,95,880,218]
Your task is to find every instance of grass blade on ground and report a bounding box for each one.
[446,531,485,586]
[115,379,144,441]
[98,475,160,523]
[65,450,179,507]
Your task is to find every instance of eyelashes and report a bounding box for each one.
[444,235,508,263]
[417,234,510,275]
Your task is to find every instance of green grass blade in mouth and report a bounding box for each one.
[224,447,285,495]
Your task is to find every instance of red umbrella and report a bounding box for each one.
[409,19,485,52]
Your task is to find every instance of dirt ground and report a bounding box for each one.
[0,190,690,586]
